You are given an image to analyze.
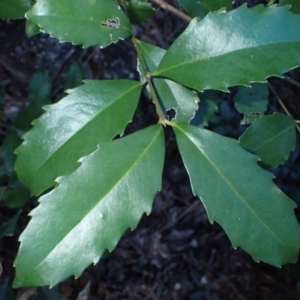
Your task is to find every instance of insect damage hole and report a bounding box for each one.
[166,108,177,121]
[101,17,120,28]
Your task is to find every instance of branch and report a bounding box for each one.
[268,82,300,134]
[283,75,300,89]
[151,0,192,22]
[131,37,168,126]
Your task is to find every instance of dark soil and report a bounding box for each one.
[1,1,300,299]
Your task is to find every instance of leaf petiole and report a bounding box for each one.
[132,36,168,126]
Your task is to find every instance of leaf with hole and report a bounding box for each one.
[136,40,199,123]
[26,0,132,48]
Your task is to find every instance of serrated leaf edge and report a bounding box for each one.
[174,124,295,266]
[14,125,163,287]
[14,80,142,194]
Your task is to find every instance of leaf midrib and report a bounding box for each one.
[155,40,299,76]
[245,123,294,153]
[27,82,140,189]
[35,126,162,268]
[177,125,288,252]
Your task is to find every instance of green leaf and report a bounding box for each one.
[198,0,232,11]
[279,0,300,14]
[0,211,21,239]
[15,71,52,131]
[153,78,199,123]
[136,40,198,122]
[155,5,300,92]
[0,184,30,208]
[179,0,231,18]
[64,62,85,90]
[173,123,300,266]
[15,80,142,196]
[136,39,166,81]
[1,130,22,177]
[178,0,208,18]
[25,19,40,37]
[190,90,219,127]
[26,0,132,48]
[13,125,165,288]
[239,113,296,168]
[28,71,52,104]
[126,0,155,24]
[234,83,268,124]
[0,0,32,19]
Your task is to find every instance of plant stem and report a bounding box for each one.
[150,0,192,22]
[268,82,300,133]
[131,37,168,126]
[283,75,300,89]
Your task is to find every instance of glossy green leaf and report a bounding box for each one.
[136,40,198,123]
[234,83,268,124]
[153,78,199,123]
[26,0,132,48]
[279,0,300,14]
[239,113,296,168]
[178,0,208,18]
[0,0,32,19]
[174,123,300,266]
[15,80,142,196]
[14,125,165,287]
[155,5,300,92]
[126,0,155,23]
[25,19,40,37]
[136,40,166,81]
[179,0,231,18]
